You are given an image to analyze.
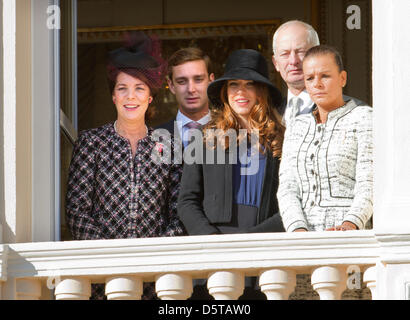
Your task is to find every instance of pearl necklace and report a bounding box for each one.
[114,120,148,137]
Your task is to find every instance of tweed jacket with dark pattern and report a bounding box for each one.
[66,122,186,240]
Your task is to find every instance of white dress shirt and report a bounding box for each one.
[283,90,315,126]
[176,110,211,147]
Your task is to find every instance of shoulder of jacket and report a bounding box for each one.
[352,104,373,113]
[347,105,373,121]
[78,123,113,144]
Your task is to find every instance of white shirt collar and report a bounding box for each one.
[176,110,211,137]
[176,110,210,125]
[283,89,315,127]
[287,89,314,111]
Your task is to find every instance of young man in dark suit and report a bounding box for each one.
[156,48,215,300]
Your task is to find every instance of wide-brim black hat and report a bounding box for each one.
[207,49,282,108]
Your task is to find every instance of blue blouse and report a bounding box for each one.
[232,146,266,208]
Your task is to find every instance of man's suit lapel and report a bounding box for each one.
[223,149,233,220]
[258,152,276,222]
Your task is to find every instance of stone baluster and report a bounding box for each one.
[363,266,377,300]
[311,266,347,300]
[55,277,91,300]
[155,273,192,300]
[105,276,143,300]
[259,269,296,300]
[16,279,42,300]
[207,271,244,300]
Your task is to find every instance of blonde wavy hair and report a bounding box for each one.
[204,81,285,158]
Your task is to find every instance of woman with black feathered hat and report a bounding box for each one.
[65,32,186,299]
[177,49,286,299]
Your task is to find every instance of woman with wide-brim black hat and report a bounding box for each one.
[66,32,186,300]
[177,49,286,299]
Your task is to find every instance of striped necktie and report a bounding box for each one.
[184,121,202,147]
[185,121,201,130]
[288,97,303,125]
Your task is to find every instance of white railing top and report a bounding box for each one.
[0,230,385,283]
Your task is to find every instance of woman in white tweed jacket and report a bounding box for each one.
[278,45,373,232]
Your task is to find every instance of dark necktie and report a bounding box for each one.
[184,121,202,148]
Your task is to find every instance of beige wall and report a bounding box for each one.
[15,0,32,243]
[0,0,32,244]
[0,0,4,243]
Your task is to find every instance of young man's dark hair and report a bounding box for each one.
[167,47,212,81]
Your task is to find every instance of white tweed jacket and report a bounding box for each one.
[278,99,373,232]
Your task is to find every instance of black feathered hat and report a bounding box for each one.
[207,49,282,108]
[109,35,159,69]
[107,32,166,90]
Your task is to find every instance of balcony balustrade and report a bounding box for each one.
[0,230,384,300]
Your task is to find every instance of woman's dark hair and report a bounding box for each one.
[107,66,159,96]
[303,45,344,71]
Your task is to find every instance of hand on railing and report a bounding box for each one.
[326,221,358,231]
